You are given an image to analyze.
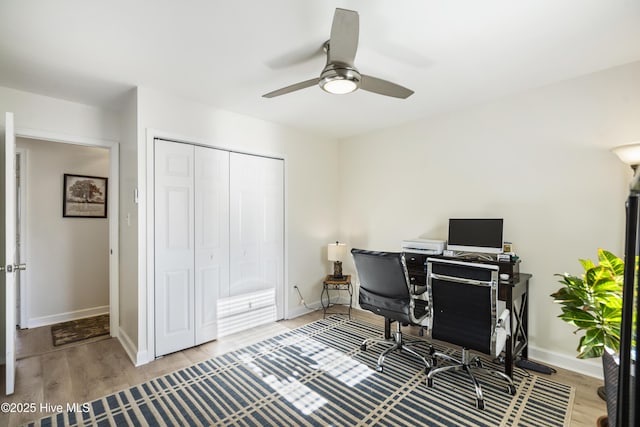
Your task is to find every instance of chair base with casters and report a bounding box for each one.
[427,347,516,410]
[360,320,433,373]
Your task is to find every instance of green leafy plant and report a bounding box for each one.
[550,249,623,359]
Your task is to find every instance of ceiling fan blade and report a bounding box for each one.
[328,8,359,66]
[360,75,414,99]
[262,78,319,98]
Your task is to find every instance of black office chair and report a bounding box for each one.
[426,258,515,410]
[351,248,432,373]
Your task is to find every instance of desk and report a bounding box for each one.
[394,253,530,379]
[321,275,353,319]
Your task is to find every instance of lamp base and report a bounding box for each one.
[332,260,343,280]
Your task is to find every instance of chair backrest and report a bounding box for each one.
[427,258,500,355]
[351,249,410,299]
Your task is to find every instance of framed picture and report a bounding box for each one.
[63,174,108,218]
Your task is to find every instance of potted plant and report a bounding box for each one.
[551,248,623,424]
[550,248,623,359]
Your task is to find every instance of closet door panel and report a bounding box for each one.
[194,146,229,345]
[163,271,191,333]
[229,153,284,320]
[154,140,195,356]
[261,163,285,320]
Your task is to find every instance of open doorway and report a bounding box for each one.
[14,137,113,358]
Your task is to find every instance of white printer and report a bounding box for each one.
[401,238,446,255]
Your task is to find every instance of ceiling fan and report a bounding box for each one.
[263,8,414,99]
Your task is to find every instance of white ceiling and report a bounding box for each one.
[1,0,639,139]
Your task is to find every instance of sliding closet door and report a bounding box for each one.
[154,140,195,356]
[229,153,284,317]
[194,146,229,345]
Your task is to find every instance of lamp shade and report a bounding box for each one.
[327,242,347,261]
[612,142,640,166]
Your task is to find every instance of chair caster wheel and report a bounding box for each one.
[360,344,367,351]
[507,384,516,395]
[476,399,485,410]
[427,378,434,388]
[376,365,384,373]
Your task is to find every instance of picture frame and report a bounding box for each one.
[63,174,108,218]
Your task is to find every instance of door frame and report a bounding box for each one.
[15,147,27,328]
[143,128,287,363]
[14,128,119,337]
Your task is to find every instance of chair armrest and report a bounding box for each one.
[410,284,428,296]
[497,309,510,329]
[409,295,430,326]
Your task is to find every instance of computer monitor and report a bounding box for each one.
[447,218,504,254]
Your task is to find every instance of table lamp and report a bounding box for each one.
[327,241,346,279]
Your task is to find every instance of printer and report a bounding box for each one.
[401,238,446,255]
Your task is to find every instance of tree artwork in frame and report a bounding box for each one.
[63,174,108,218]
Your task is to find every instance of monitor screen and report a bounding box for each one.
[447,218,504,254]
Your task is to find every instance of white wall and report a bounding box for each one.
[16,138,109,325]
[134,87,339,362]
[117,89,139,352]
[0,87,120,141]
[339,61,640,377]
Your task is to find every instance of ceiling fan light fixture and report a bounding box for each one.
[319,66,361,94]
[321,77,358,94]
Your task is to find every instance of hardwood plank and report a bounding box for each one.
[16,325,53,358]
[41,350,73,406]
[4,356,44,426]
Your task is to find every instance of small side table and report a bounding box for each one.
[321,275,353,319]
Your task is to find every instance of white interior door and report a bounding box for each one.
[154,140,195,356]
[229,153,284,317]
[1,112,18,395]
[194,146,229,345]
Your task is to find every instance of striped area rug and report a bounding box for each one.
[28,317,574,426]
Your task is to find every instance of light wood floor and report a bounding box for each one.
[1,309,605,426]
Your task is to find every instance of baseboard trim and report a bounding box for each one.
[118,327,147,367]
[527,345,603,380]
[27,305,109,328]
